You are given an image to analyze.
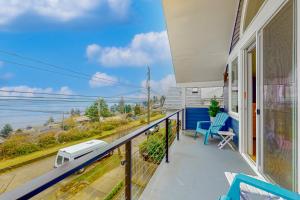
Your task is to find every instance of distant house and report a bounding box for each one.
[74,116,91,123]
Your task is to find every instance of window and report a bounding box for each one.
[64,157,70,163]
[57,155,63,165]
[243,0,266,31]
[230,58,239,113]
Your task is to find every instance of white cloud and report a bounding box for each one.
[141,74,176,95]
[58,86,73,95]
[89,72,118,88]
[108,0,130,17]
[86,31,171,67]
[0,0,131,26]
[0,72,14,81]
[0,85,73,96]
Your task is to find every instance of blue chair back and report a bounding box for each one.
[209,112,229,134]
[220,174,300,200]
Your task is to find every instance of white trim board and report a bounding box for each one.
[176,81,224,88]
[296,0,300,193]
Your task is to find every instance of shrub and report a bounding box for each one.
[102,124,115,131]
[139,133,165,164]
[38,132,57,148]
[0,135,40,158]
[58,128,94,143]
[151,111,161,117]
[139,118,146,124]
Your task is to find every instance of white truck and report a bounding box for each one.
[54,139,109,168]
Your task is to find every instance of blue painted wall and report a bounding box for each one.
[185,107,210,130]
[185,107,239,146]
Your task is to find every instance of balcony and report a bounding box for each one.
[139,131,254,200]
[1,110,298,200]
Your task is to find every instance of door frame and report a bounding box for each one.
[241,38,260,167]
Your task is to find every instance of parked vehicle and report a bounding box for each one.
[54,139,109,168]
[145,125,159,135]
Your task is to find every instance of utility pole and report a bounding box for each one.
[147,66,151,124]
[97,98,101,123]
[62,112,64,130]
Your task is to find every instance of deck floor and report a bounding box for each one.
[139,131,254,200]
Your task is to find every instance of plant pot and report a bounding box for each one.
[210,116,215,122]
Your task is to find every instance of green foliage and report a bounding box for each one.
[160,96,166,107]
[124,104,132,113]
[0,135,40,158]
[139,134,165,164]
[37,132,57,148]
[134,104,142,115]
[58,128,94,143]
[102,124,115,131]
[151,111,161,117]
[1,124,13,138]
[45,117,54,126]
[208,97,220,117]
[63,118,76,131]
[139,118,146,124]
[58,155,120,197]
[117,97,125,113]
[103,181,124,200]
[139,121,176,164]
[85,99,111,121]
[70,108,81,116]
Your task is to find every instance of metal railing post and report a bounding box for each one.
[181,109,185,130]
[125,141,132,200]
[176,112,180,140]
[165,118,169,163]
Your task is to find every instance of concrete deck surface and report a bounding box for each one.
[139,131,254,200]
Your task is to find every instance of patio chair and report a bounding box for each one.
[221,172,300,200]
[194,112,229,144]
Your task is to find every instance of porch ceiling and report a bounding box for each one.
[162,0,238,86]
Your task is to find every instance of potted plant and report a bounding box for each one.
[208,97,220,122]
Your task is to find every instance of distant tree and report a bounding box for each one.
[125,104,132,113]
[117,97,125,114]
[153,96,158,103]
[1,124,13,138]
[110,104,118,114]
[134,104,142,116]
[160,96,166,107]
[70,108,81,116]
[85,99,111,121]
[45,117,54,126]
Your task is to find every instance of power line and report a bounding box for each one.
[0,50,144,89]
[0,108,66,114]
[0,89,146,99]
[0,99,144,104]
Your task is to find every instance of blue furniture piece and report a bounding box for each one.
[195,112,229,144]
[219,173,300,200]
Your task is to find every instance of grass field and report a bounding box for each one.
[0,114,164,173]
[57,154,121,197]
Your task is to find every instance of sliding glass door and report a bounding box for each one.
[261,0,297,190]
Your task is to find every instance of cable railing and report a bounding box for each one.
[0,109,184,200]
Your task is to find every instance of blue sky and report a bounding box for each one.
[0,0,175,129]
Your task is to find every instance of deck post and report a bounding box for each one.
[177,112,180,140]
[181,109,185,130]
[125,141,132,200]
[165,118,169,163]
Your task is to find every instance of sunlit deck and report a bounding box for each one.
[139,131,255,200]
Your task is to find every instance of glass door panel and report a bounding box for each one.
[262,0,296,190]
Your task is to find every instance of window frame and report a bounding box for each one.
[229,56,240,118]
